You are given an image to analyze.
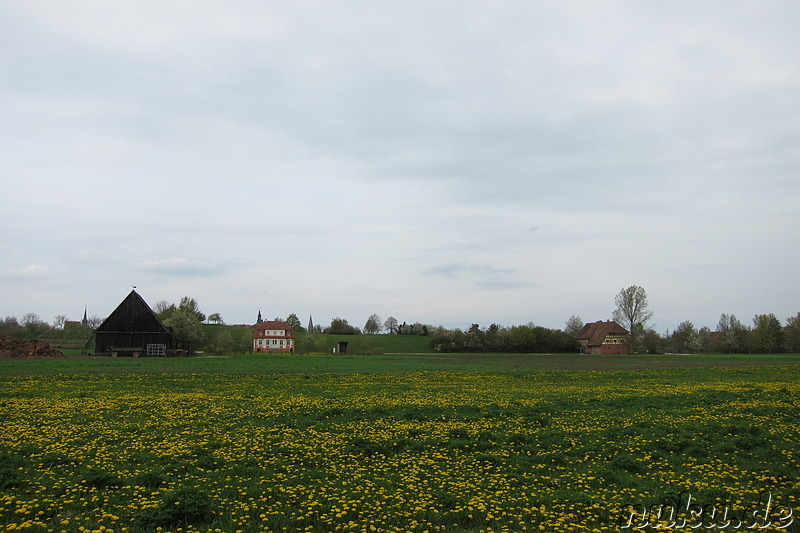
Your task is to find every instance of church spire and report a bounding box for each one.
[257,309,262,323]
[308,315,314,333]
[81,306,88,328]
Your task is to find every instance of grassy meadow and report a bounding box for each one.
[1,355,799,532]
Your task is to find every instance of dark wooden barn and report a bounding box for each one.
[94,290,173,356]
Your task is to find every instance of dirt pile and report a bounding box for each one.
[0,337,65,358]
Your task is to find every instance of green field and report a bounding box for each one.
[198,326,435,355]
[1,351,799,375]
[1,355,798,532]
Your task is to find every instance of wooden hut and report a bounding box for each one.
[94,290,172,356]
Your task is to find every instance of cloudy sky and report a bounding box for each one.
[2,1,798,333]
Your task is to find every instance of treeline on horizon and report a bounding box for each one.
[288,312,800,355]
[2,301,800,355]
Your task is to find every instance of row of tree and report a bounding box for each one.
[634,313,800,354]
[601,285,800,354]
[430,323,578,353]
[0,313,103,339]
[272,314,435,336]
[4,285,800,355]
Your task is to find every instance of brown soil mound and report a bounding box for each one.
[0,337,65,358]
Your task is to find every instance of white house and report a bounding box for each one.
[253,320,295,353]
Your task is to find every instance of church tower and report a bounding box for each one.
[257,309,262,323]
[81,307,89,328]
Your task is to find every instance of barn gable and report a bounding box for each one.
[576,320,629,354]
[94,290,172,356]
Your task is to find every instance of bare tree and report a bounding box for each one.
[21,312,43,328]
[612,285,653,352]
[0,316,21,337]
[383,316,399,334]
[153,300,175,318]
[564,315,584,337]
[364,314,382,334]
[53,314,67,330]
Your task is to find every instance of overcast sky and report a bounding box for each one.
[2,1,799,333]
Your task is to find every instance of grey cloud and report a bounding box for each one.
[1,264,50,278]
[474,279,530,291]
[423,263,515,278]
[135,258,226,277]
[1,2,799,330]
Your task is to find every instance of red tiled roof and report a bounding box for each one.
[253,320,294,337]
[575,320,628,346]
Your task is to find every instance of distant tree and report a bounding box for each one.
[153,300,175,318]
[612,285,653,353]
[468,323,481,334]
[324,317,359,335]
[716,314,746,353]
[430,329,464,352]
[87,315,104,329]
[698,326,713,353]
[21,313,43,328]
[207,313,224,325]
[302,335,315,353]
[179,296,205,323]
[53,314,67,330]
[429,325,447,337]
[784,313,800,353]
[210,330,234,354]
[741,327,758,354]
[285,313,304,332]
[752,313,784,353]
[364,314,382,334]
[163,308,205,353]
[0,316,22,337]
[670,321,699,354]
[484,324,507,351]
[508,325,536,353]
[21,313,49,336]
[412,322,429,336]
[641,328,665,354]
[564,315,584,337]
[383,316,399,334]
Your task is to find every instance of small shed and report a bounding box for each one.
[94,290,172,356]
[334,341,349,354]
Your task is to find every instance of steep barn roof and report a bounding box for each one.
[575,320,628,346]
[95,290,169,334]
